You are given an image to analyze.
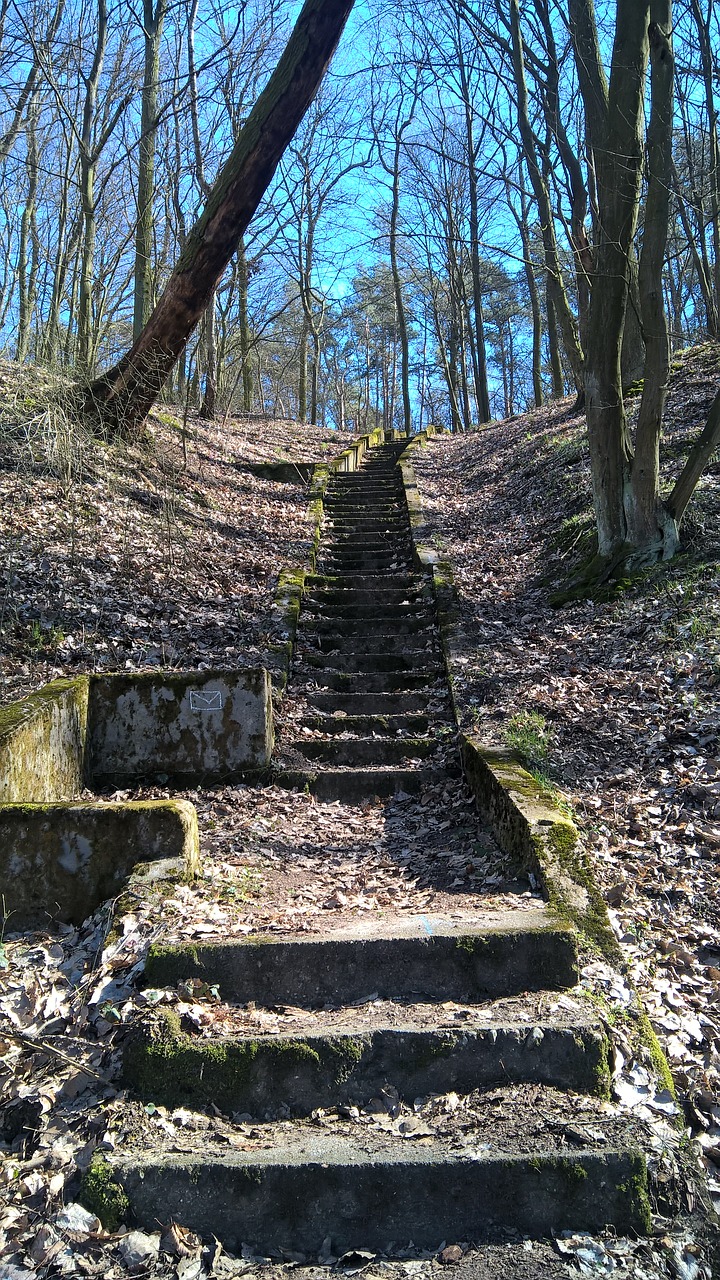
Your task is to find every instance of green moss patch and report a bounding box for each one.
[80,1156,130,1232]
[123,1010,373,1112]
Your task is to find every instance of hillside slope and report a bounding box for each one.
[413,342,720,1180]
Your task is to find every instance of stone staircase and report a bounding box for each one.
[116,443,652,1260]
[274,443,455,800]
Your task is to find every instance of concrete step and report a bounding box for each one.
[306,691,439,714]
[306,573,419,591]
[324,496,403,508]
[113,1137,649,1255]
[326,519,409,533]
[290,735,437,767]
[297,651,433,674]
[271,764,448,800]
[324,528,413,543]
[318,557,413,573]
[123,1003,611,1116]
[301,602,434,623]
[300,618,436,642]
[142,911,578,1005]
[297,670,443,694]
[305,584,430,605]
[301,632,439,656]
[303,712,431,735]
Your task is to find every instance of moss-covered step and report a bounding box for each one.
[88,668,273,786]
[290,736,437,767]
[143,910,577,1005]
[112,1139,650,1254]
[123,1005,611,1115]
[0,676,89,803]
[0,799,199,927]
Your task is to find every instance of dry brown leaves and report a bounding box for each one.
[0,387,341,706]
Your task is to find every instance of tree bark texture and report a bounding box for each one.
[508,0,584,394]
[626,5,674,553]
[572,0,649,556]
[85,0,356,436]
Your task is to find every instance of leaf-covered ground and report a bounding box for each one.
[0,362,340,704]
[412,340,720,1195]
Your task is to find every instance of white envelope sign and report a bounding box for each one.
[189,689,224,712]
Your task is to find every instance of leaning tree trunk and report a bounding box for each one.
[84,0,356,437]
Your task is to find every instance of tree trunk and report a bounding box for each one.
[237,235,254,411]
[625,6,675,554]
[17,95,39,362]
[389,128,412,435]
[84,0,356,436]
[546,288,564,398]
[456,15,491,423]
[508,0,584,395]
[199,295,217,419]
[133,0,167,340]
[572,0,649,556]
[689,0,720,326]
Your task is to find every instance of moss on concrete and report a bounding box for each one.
[124,1011,373,1110]
[88,668,273,782]
[80,1155,130,1232]
[0,798,199,927]
[0,676,89,803]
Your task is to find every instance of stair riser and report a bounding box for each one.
[291,737,436,766]
[301,618,436,637]
[297,652,433,673]
[302,604,433,623]
[302,635,439,656]
[273,766,446,801]
[304,714,430,735]
[143,931,578,1006]
[306,693,436,713]
[124,1024,611,1116]
[318,560,413,573]
[116,1151,649,1254]
[306,574,419,590]
[297,672,440,694]
[304,592,431,611]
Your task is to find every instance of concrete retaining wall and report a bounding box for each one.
[88,668,273,785]
[0,677,89,803]
[0,799,199,927]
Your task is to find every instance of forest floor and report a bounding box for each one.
[0,348,719,1278]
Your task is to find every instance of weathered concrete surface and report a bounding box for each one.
[0,799,199,927]
[460,738,621,961]
[124,1010,610,1115]
[114,1142,650,1253]
[88,668,273,784]
[143,910,578,1004]
[0,677,89,802]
